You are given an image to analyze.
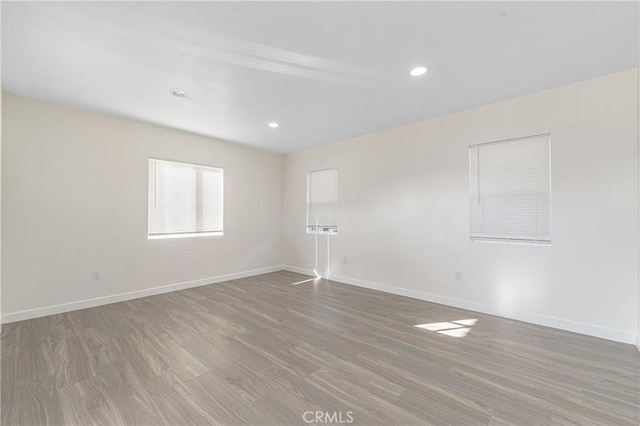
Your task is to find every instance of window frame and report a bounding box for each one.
[468,133,552,245]
[306,168,338,235]
[148,157,224,239]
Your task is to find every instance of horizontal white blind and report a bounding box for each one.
[149,159,223,236]
[469,134,551,243]
[307,168,338,234]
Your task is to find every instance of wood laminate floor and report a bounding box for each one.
[1,271,638,425]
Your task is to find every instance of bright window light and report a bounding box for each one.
[306,168,338,235]
[438,328,471,338]
[414,319,478,338]
[414,322,464,331]
[452,319,477,326]
[148,159,223,239]
[469,134,551,243]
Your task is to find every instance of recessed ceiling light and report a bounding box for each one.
[169,88,188,97]
[268,122,279,128]
[410,66,428,77]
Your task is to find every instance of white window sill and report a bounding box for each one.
[306,226,338,235]
[471,238,551,246]
[148,231,223,240]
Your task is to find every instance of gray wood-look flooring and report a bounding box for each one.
[1,270,638,425]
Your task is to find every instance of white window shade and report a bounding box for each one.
[149,159,223,238]
[469,134,551,243]
[307,168,338,235]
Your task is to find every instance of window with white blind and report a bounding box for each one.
[148,159,223,239]
[469,134,551,244]
[307,168,338,235]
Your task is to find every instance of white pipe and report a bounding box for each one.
[326,234,330,280]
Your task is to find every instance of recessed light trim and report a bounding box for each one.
[268,122,279,128]
[410,66,428,77]
[170,88,188,97]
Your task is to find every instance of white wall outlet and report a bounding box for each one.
[92,270,101,280]
[455,271,463,281]
[343,256,348,265]
[256,251,263,259]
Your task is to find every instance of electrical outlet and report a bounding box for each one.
[92,270,101,280]
[343,256,348,265]
[455,271,462,281]
[257,251,263,259]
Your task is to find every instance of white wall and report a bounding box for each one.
[3,70,638,345]
[2,94,282,320]
[0,2,3,325]
[637,66,640,350]
[283,68,639,344]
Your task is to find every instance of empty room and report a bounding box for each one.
[1,1,639,425]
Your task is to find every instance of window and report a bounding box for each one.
[148,159,223,239]
[469,134,551,244]
[307,168,338,235]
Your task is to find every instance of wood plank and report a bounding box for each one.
[1,271,637,425]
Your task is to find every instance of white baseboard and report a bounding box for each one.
[5,264,635,346]
[282,265,319,277]
[2,265,283,324]
[283,265,636,345]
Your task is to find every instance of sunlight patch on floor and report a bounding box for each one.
[414,319,478,338]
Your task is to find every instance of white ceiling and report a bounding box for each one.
[2,1,638,153]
